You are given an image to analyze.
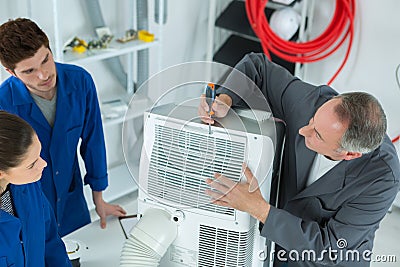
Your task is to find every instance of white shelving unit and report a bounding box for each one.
[62,39,159,65]
[101,95,149,127]
[47,0,163,207]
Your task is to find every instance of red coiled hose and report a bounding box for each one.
[245,0,356,84]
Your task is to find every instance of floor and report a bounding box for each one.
[371,206,400,266]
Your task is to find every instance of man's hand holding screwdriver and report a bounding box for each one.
[198,90,233,124]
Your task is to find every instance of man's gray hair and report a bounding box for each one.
[333,92,387,154]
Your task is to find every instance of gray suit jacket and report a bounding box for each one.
[218,53,400,266]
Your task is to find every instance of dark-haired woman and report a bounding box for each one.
[0,111,71,266]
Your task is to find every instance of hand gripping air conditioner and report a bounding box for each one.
[128,104,284,267]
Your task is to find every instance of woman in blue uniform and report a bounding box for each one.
[0,111,71,266]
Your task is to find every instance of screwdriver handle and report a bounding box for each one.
[205,83,215,116]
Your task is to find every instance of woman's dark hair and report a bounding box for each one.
[0,111,35,172]
[0,18,50,71]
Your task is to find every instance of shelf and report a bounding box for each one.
[102,112,142,127]
[102,95,149,127]
[213,0,302,75]
[62,39,159,65]
[213,34,295,74]
[214,34,262,67]
[83,163,139,211]
[215,0,274,38]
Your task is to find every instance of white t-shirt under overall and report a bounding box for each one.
[307,153,341,187]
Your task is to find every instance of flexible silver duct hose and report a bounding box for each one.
[155,0,168,25]
[120,208,178,267]
[131,0,151,165]
[136,0,149,88]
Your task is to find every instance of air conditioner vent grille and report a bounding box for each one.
[147,124,246,215]
[198,224,255,267]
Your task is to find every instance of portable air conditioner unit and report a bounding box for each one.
[137,103,284,267]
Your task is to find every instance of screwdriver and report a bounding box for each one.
[205,83,215,134]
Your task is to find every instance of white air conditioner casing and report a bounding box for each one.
[137,104,282,267]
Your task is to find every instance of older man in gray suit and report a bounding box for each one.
[200,53,400,267]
